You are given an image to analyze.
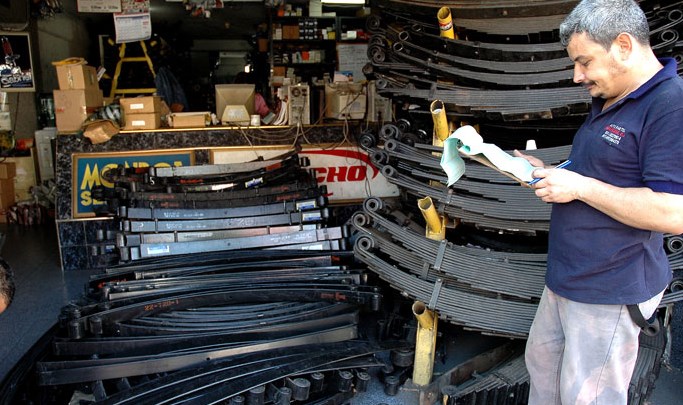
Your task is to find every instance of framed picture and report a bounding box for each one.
[0,31,35,92]
[72,149,195,218]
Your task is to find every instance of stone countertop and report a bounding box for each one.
[55,124,356,220]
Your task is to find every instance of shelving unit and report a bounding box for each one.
[263,2,369,122]
[265,2,369,86]
[269,15,338,86]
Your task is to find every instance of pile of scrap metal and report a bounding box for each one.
[365,0,682,123]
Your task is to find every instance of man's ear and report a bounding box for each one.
[613,32,634,61]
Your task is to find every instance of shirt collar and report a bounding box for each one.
[591,57,678,113]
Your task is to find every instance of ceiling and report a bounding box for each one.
[65,0,269,43]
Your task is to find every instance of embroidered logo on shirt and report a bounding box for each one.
[601,123,626,146]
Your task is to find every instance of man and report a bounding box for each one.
[514,0,683,403]
[0,257,14,314]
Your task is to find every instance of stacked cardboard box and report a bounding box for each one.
[169,112,209,128]
[53,63,104,133]
[119,96,163,130]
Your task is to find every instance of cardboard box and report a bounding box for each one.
[53,88,104,133]
[272,66,286,77]
[5,150,37,202]
[169,112,209,128]
[0,162,16,179]
[0,179,15,210]
[257,38,268,52]
[119,96,162,114]
[83,120,119,144]
[282,25,300,39]
[124,113,161,130]
[325,82,367,120]
[56,64,99,90]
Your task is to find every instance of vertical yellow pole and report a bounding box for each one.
[412,301,438,386]
[430,100,449,147]
[437,7,456,39]
[418,196,446,241]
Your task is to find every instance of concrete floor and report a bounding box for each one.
[0,222,681,404]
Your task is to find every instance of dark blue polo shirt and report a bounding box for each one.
[547,58,683,305]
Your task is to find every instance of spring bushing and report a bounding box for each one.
[273,386,292,405]
[336,370,354,393]
[391,348,414,368]
[246,385,265,405]
[359,131,378,149]
[309,372,325,393]
[371,293,382,312]
[384,375,401,396]
[380,123,400,140]
[396,118,411,133]
[355,371,371,392]
[228,394,245,405]
[286,377,311,401]
[379,363,394,383]
[68,319,84,340]
[89,316,103,336]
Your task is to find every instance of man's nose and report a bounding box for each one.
[573,66,585,83]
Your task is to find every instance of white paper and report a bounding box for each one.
[440,138,466,186]
[114,13,152,44]
[446,125,539,182]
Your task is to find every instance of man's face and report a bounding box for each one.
[567,32,629,102]
[0,297,7,314]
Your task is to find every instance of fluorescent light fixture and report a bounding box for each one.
[321,0,365,4]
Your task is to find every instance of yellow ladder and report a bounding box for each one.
[109,40,157,98]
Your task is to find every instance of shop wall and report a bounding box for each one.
[36,13,92,92]
[3,11,91,141]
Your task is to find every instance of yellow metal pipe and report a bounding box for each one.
[412,301,438,386]
[418,196,446,240]
[437,7,456,39]
[430,99,449,143]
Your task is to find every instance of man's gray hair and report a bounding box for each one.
[0,257,15,312]
[559,0,650,49]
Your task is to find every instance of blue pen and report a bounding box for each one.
[528,160,572,185]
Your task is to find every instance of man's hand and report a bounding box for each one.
[529,167,585,203]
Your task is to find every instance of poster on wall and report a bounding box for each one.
[114,12,152,43]
[72,150,195,218]
[0,32,35,92]
[336,43,369,83]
